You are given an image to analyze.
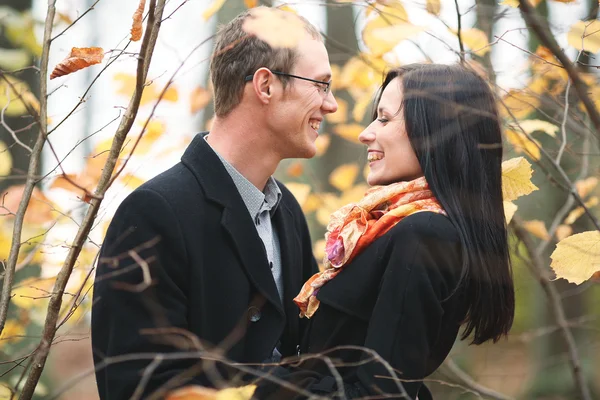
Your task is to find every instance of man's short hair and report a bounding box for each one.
[209,7,322,117]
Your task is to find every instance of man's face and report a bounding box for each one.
[268,37,338,159]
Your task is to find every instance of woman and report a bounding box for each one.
[256,64,515,399]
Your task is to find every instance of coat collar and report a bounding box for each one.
[181,133,287,316]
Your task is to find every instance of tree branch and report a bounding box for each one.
[511,216,592,400]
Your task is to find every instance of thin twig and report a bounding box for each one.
[51,0,101,41]
[17,0,167,397]
[519,0,600,143]
[454,0,465,62]
[443,358,514,400]
[511,216,592,400]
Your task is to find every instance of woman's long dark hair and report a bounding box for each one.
[373,64,514,344]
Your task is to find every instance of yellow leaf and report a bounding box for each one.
[329,164,359,191]
[333,124,364,144]
[0,141,12,177]
[556,224,573,241]
[504,129,541,161]
[166,384,256,400]
[568,20,600,53]
[202,0,226,21]
[564,196,599,225]
[0,319,25,344]
[11,277,55,309]
[114,73,179,106]
[0,75,39,117]
[339,57,385,91]
[315,134,331,157]
[244,0,259,7]
[504,201,518,223]
[303,193,322,213]
[453,28,490,56]
[326,98,348,124]
[499,0,519,7]
[120,174,146,189]
[501,157,539,201]
[130,119,166,155]
[365,23,424,57]
[518,119,559,138]
[500,81,545,120]
[4,10,42,57]
[426,0,441,15]
[353,93,373,122]
[190,86,212,114]
[285,182,311,206]
[313,239,326,261]
[575,176,598,199]
[242,7,306,49]
[550,231,600,285]
[277,5,297,13]
[0,48,30,70]
[523,219,551,240]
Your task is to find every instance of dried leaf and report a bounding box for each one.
[0,141,12,176]
[564,196,599,225]
[326,98,348,124]
[303,193,322,213]
[315,134,331,157]
[202,0,227,21]
[556,225,573,241]
[285,182,311,206]
[568,20,600,53]
[550,231,600,285]
[50,47,104,79]
[0,184,55,224]
[190,86,212,114]
[286,162,304,178]
[504,129,541,161]
[518,119,559,138]
[56,11,74,25]
[575,177,598,199]
[130,0,146,41]
[329,164,359,191]
[523,219,551,240]
[500,80,545,120]
[244,0,259,7]
[333,124,364,144]
[242,7,306,49]
[453,28,490,56]
[501,157,539,202]
[426,0,441,15]
[0,319,25,344]
[504,201,518,223]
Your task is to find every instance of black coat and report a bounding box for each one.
[91,134,318,399]
[256,212,468,400]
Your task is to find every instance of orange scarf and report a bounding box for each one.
[294,177,446,318]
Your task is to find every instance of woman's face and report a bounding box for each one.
[358,77,423,186]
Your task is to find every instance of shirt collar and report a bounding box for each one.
[204,134,282,219]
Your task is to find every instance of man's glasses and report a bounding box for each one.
[245,71,331,95]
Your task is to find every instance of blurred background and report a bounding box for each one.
[1,0,599,398]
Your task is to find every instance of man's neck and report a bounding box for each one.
[207,118,279,191]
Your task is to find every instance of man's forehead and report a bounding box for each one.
[293,38,332,78]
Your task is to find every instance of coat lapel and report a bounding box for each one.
[181,133,284,316]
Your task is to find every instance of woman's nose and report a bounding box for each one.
[358,127,375,144]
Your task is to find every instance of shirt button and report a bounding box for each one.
[248,306,261,322]
[269,262,273,270]
[256,219,260,225]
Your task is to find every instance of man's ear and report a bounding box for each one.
[252,67,274,105]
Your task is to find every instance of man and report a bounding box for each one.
[91,7,338,399]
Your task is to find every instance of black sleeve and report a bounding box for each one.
[92,188,204,400]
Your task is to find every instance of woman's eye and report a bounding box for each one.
[377,117,388,123]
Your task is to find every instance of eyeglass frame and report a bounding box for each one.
[244,71,332,95]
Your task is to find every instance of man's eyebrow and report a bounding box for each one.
[317,73,332,81]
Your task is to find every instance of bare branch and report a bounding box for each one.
[511,216,592,400]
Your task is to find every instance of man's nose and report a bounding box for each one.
[322,91,338,114]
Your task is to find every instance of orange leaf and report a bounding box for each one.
[286,162,304,177]
[315,134,331,156]
[523,219,550,240]
[244,0,259,7]
[333,124,364,144]
[130,0,146,42]
[556,225,573,241]
[50,47,104,79]
[190,86,212,114]
[0,185,55,224]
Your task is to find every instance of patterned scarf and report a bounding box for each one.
[294,176,446,318]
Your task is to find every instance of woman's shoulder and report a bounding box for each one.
[386,211,460,243]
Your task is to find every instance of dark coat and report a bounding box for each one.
[91,134,318,400]
[256,211,468,400]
